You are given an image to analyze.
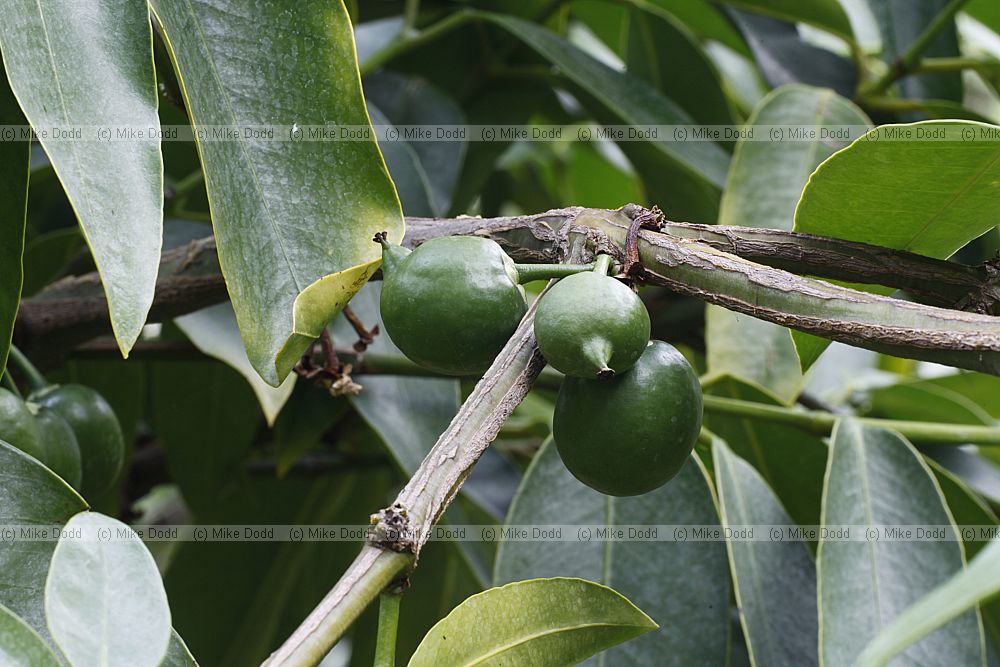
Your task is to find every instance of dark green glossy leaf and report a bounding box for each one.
[713,437,818,666]
[819,420,984,666]
[0,73,28,378]
[0,0,162,354]
[715,0,854,40]
[495,439,730,666]
[703,375,828,529]
[408,578,657,667]
[0,440,86,645]
[870,0,962,101]
[0,603,60,667]
[729,11,858,97]
[625,5,737,127]
[46,512,172,667]
[150,0,404,385]
[795,122,1000,258]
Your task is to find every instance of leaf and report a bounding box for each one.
[855,536,1000,667]
[794,121,1000,259]
[161,630,199,667]
[149,358,260,519]
[0,441,87,645]
[476,12,731,189]
[0,0,163,354]
[624,5,738,127]
[713,437,818,667]
[818,420,984,666]
[0,603,60,667]
[728,11,858,97]
[150,0,404,385]
[0,72,28,378]
[46,512,172,667]
[365,71,467,216]
[407,578,657,667]
[870,0,962,102]
[710,85,871,392]
[714,0,855,41]
[175,303,295,426]
[702,375,828,528]
[494,439,730,666]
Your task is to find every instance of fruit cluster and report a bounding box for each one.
[377,236,703,496]
[1,348,125,497]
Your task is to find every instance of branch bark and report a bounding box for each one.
[17,206,1000,372]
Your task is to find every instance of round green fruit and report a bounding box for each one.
[31,406,83,490]
[0,387,44,460]
[553,340,702,496]
[535,272,650,379]
[379,236,527,375]
[30,384,125,496]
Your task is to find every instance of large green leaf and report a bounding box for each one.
[713,437,819,666]
[46,512,172,667]
[714,0,854,40]
[818,420,984,666]
[0,73,28,378]
[0,604,60,667]
[407,578,656,667]
[476,12,730,189]
[0,0,162,354]
[495,439,730,666]
[624,5,737,127]
[0,441,87,645]
[794,121,1000,259]
[702,375,828,528]
[150,0,404,385]
[856,537,1000,667]
[870,0,962,101]
[713,85,874,384]
[176,303,295,425]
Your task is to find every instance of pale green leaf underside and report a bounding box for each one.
[151,0,404,385]
[818,419,984,666]
[45,512,172,667]
[713,437,819,666]
[0,604,60,667]
[407,577,656,667]
[0,0,163,354]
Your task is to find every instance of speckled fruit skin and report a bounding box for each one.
[380,236,527,375]
[534,272,650,379]
[30,384,124,497]
[0,387,44,460]
[553,341,703,496]
[32,407,83,490]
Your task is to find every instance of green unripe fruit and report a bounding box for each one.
[30,384,125,497]
[379,236,528,375]
[0,387,44,460]
[535,272,650,379]
[553,340,702,496]
[31,406,83,490]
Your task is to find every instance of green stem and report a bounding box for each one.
[403,0,420,34]
[912,56,1000,74]
[513,263,595,283]
[360,10,474,76]
[592,254,614,276]
[1,371,22,399]
[6,345,48,393]
[373,591,402,667]
[859,0,972,96]
[702,395,1000,446]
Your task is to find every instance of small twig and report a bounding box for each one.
[341,305,379,352]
